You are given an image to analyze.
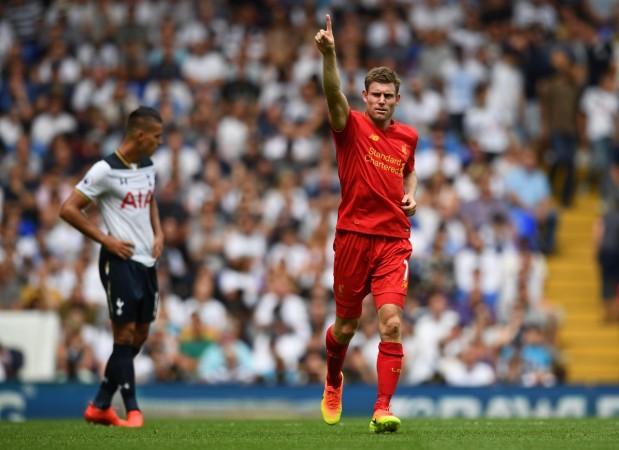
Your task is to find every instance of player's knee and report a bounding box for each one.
[380,317,401,340]
[334,319,359,343]
[133,324,150,347]
[114,335,134,346]
[112,322,136,344]
[133,332,148,348]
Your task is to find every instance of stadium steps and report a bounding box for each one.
[545,192,619,384]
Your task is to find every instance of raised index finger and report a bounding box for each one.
[326,14,332,33]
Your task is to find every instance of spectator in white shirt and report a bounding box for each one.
[222,211,267,269]
[402,290,460,384]
[415,127,462,182]
[267,224,312,281]
[396,76,444,136]
[367,6,412,68]
[513,0,558,31]
[580,71,619,201]
[71,65,116,113]
[439,344,496,387]
[0,109,24,153]
[409,0,463,36]
[181,32,227,87]
[37,40,81,85]
[184,268,229,334]
[30,94,77,155]
[262,169,310,229]
[440,45,487,137]
[454,229,503,301]
[252,272,311,383]
[487,45,525,129]
[151,125,201,187]
[215,99,250,165]
[464,82,510,159]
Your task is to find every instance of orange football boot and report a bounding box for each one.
[320,373,344,425]
[369,408,401,433]
[84,402,125,426]
[117,410,144,428]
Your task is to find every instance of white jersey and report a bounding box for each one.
[580,86,619,141]
[75,152,157,267]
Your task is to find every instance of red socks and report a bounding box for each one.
[325,325,348,387]
[375,341,404,411]
[325,326,404,411]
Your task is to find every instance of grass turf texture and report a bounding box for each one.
[2,418,619,450]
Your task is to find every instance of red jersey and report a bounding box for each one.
[332,110,417,239]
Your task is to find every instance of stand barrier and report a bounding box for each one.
[2,383,619,421]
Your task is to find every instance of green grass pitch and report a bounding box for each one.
[2,418,619,450]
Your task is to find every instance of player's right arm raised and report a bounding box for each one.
[315,14,349,131]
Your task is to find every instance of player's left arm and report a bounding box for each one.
[150,197,164,259]
[401,170,417,217]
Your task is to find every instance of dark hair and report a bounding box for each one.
[474,82,488,97]
[126,106,163,134]
[365,66,401,94]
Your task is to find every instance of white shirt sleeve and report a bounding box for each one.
[75,160,110,200]
[579,89,592,114]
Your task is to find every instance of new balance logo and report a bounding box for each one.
[120,383,130,390]
[119,177,128,185]
[369,134,379,141]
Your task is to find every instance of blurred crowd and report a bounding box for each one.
[2,0,619,387]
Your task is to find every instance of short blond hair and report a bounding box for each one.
[365,66,401,94]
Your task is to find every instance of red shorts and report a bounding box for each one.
[333,230,412,319]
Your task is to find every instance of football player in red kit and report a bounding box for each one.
[315,15,418,433]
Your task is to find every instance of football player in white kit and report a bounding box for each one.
[60,106,164,427]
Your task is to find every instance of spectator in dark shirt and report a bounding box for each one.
[594,196,619,322]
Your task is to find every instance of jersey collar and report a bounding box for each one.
[115,150,140,169]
